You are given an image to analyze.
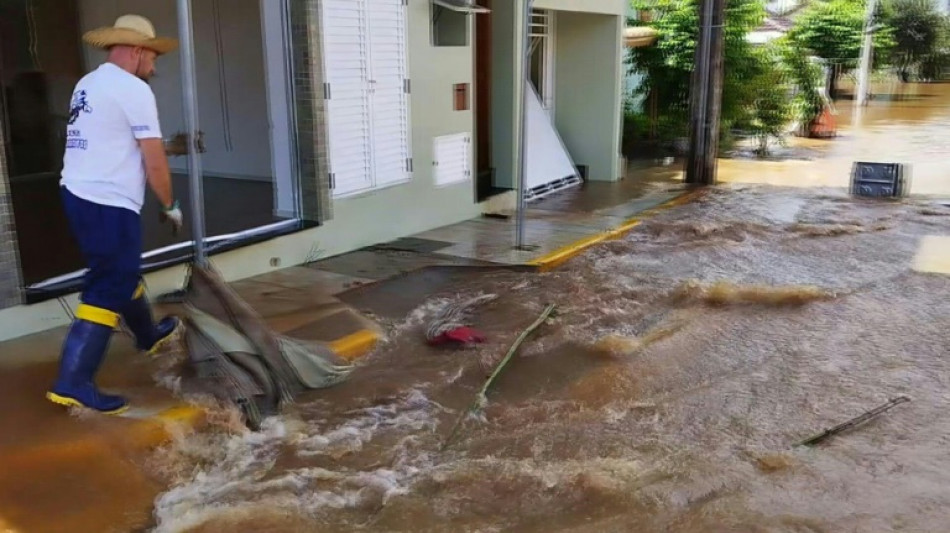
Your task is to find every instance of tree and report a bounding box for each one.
[917,16,950,80]
[881,0,946,81]
[744,46,796,153]
[779,38,827,132]
[787,0,895,97]
[627,0,771,142]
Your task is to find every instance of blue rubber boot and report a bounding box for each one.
[47,316,128,414]
[121,284,180,354]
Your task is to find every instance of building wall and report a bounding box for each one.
[313,0,480,253]
[0,0,481,341]
[292,0,332,223]
[490,1,625,187]
[490,0,522,190]
[0,0,628,341]
[554,11,623,182]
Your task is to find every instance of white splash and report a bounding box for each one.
[151,390,445,533]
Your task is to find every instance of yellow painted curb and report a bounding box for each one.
[329,329,381,361]
[528,232,617,272]
[528,190,700,272]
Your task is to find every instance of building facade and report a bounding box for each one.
[0,0,627,342]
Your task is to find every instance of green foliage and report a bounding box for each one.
[788,0,865,66]
[779,37,826,127]
[917,18,950,80]
[626,0,795,154]
[627,0,768,141]
[787,0,895,69]
[880,0,948,79]
[743,46,795,154]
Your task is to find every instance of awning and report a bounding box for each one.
[624,26,658,48]
[433,0,490,14]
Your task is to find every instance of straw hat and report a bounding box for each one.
[82,14,178,55]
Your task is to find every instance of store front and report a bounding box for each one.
[0,0,320,301]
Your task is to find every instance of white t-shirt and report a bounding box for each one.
[60,62,162,214]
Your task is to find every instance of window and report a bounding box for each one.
[430,0,488,47]
[529,9,555,112]
[321,0,411,198]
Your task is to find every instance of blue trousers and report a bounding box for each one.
[61,186,142,313]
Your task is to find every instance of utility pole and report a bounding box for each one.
[855,0,877,108]
[684,0,726,185]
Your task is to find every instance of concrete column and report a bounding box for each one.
[0,127,25,310]
[293,0,333,222]
[490,0,526,190]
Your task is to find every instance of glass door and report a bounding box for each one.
[0,0,304,293]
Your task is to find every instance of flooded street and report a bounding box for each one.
[143,84,950,533]
[646,80,950,197]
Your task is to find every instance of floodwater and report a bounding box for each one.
[640,80,950,198]
[143,83,950,532]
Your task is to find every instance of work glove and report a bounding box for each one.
[161,200,183,236]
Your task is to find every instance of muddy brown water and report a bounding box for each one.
[140,185,950,533]
[638,81,950,198]
[136,82,950,532]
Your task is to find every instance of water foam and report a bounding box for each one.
[151,390,445,532]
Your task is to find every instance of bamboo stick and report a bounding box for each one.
[441,304,557,451]
[795,396,911,447]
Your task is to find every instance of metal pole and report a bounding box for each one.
[855,0,877,109]
[177,0,207,264]
[515,0,532,250]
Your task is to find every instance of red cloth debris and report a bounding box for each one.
[427,326,486,346]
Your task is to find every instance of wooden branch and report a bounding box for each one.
[795,396,911,447]
[441,303,557,451]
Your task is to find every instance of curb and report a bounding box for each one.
[528,190,701,272]
[329,329,382,361]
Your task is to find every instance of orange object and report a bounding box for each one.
[809,106,836,138]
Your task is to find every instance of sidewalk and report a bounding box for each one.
[0,266,382,533]
[0,178,695,533]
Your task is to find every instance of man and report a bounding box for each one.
[47,15,184,415]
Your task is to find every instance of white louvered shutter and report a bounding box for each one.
[368,0,411,187]
[321,0,373,196]
[433,133,471,186]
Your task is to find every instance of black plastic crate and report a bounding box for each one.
[850,162,910,198]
